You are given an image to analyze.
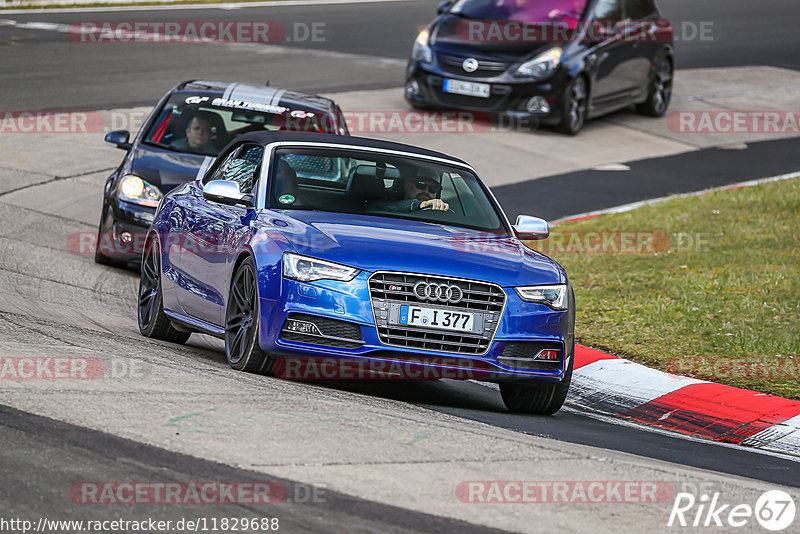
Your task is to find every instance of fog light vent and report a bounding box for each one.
[285,319,323,336]
[281,313,364,349]
[406,80,421,97]
[526,96,551,114]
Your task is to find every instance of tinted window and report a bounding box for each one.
[268,148,506,234]
[205,144,263,196]
[592,0,624,20]
[625,0,655,19]
[143,92,339,157]
[452,0,589,22]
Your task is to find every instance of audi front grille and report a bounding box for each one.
[368,271,506,355]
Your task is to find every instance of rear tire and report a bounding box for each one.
[636,55,673,117]
[225,257,274,375]
[138,236,191,344]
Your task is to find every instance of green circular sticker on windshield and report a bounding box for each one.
[278,194,295,204]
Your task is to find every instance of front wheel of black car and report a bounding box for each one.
[225,257,274,375]
[94,207,121,267]
[138,237,191,344]
[636,55,673,117]
[556,75,588,136]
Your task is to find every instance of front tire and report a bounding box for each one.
[94,206,122,267]
[636,55,673,117]
[225,257,274,375]
[500,289,575,415]
[138,236,191,344]
[556,75,588,136]
[499,359,573,415]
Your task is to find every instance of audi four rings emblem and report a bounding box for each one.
[413,281,464,303]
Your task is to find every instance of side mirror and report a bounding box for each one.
[513,215,550,240]
[104,130,131,150]
[437,0,453,14]
[203,180,253,207]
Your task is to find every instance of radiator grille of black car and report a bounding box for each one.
[368,272,505,355]
[437,52,512,78]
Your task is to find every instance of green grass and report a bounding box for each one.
[535,177,800,399]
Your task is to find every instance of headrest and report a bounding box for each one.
[346,165,388,200]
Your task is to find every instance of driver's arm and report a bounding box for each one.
[418,199,449,211]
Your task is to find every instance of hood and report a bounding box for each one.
[129,145,209,193]
[267,211,565,287]
[432,14,558,57]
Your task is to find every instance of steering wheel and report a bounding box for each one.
[420,205,456,214]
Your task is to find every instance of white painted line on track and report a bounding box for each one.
[0,0,411,15]
[551,170,800,225]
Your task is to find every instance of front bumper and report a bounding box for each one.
[97,197,157,262]
[258,273,572,384]
[405,60,568,126]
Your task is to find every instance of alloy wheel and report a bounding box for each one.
[138,240,160,331]
[651,58,673,115]
[226,262,257,366]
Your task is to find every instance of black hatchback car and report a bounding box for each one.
[404,0,674,134]
[95,80,349,267]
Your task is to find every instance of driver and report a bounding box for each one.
[372,170,449,212]
[171,113,217,155]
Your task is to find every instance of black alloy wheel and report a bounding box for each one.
[557,76,588,135]
[637,55,673,117]
[138,237,191,343]
[225,257,273,374]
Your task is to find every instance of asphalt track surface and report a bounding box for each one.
[0,405,506,533]
[494,136,800,222]
[1,0,800,110]
[1,0,800,530]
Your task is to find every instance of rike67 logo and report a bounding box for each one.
[668,490,796,531]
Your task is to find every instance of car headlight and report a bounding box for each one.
[513,47,563,80]
[282,253,360,282]
[411,29,433,64]
[515,284,568,310]
[118,174,163,208]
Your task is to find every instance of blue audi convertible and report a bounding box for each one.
[139,131,575,414]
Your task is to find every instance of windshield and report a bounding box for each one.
[268,148,507,234]
[451,0,589,22]
[143,93,341,157]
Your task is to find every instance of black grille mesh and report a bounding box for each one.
[281,313,363,349]
[369,272,505,354]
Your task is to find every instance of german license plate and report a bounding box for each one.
[398,305,475,332]
[442,78,491,98]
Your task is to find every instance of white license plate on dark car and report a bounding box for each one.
[398,304,475,332]
[442,79,491,98]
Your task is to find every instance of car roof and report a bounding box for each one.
[227,131,471,166]
[173,80,338,112]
